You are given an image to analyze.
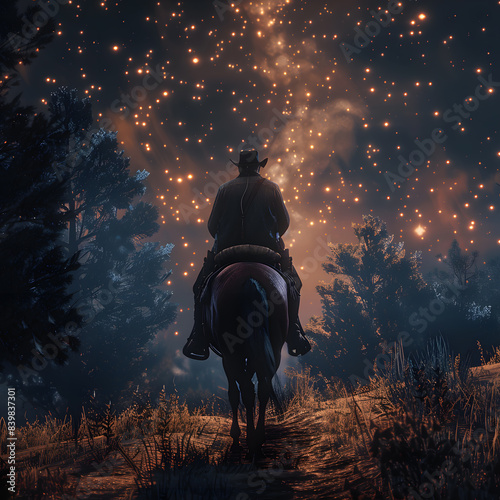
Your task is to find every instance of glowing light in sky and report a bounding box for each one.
[415,225,426,237]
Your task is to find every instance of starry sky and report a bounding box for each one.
[16,0,500,364]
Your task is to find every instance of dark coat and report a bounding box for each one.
[208,171,289,253]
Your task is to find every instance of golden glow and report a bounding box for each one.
[415,225,426,237]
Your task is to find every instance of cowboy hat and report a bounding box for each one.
[230,149,268,168]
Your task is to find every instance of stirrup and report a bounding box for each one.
[183,340,209,360]
[183,347,209,360]
[287,342,311,356]
[183,328,209,360]
[287,325,311,356]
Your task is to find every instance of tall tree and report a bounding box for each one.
[26,87,177,415]
[429,241,499,362]
[0,2,82,381]
[478,257,500,324]
[303,215,431,380]
[436,239,479,313]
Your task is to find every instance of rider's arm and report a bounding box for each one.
[274,185,290,236]
[208,187,223,238]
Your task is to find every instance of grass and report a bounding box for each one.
[367,337,500,499]
[0,413,75,453]
[2,337,499,499]
[477,342,500,366]
[130,428,253,499]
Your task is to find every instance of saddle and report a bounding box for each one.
[215,244,281,267]
[199,245,284,303]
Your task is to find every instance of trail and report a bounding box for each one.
[253,400,381,499]
[9,399,381,499]
[8,363,499,498]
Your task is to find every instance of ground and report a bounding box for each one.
[2,363,499,499]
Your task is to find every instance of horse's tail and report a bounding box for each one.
[241,278,283,414]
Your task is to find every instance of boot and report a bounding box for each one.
[281,263,310,356]
[287,318,311,356]
[183,254,215,360]
[183,287,209,361]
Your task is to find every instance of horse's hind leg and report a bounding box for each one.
[228,379,242,451]
[223,359,241,450]
[239,372,256,452]
[255,376,271,456]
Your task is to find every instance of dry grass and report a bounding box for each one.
[0,413,76,453]
[478,342,500,366]
[2,339,499,499]
[364,338,500,499]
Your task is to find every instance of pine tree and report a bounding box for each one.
[436,239,479,313]
[478,257,500,324]
[0,2,56,77]
[302,215,430,380]
[0,2,82,380]
[27,87,177,414]
[429,241,498,362]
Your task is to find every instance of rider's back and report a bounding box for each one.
[208,173,289,253]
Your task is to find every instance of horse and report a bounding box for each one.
[204,261,289,457]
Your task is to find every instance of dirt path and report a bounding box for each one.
[11,364,499,499]
[256,400,382,499]
[12,398,382,499]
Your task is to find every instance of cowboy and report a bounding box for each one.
[183,149,311,360]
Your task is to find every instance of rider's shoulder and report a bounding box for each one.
[259,177,282,194]
[219,175,277,191]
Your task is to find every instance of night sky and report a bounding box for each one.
[17,0,500,369]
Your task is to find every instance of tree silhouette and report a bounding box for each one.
[303,215,431,380]
[0,2,82,378]
[436,239,478,313]
[0,2,55,76]
[478,257,500,324]
[20,87,178,417]
[428,240,499,363]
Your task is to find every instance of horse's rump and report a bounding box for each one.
[204,262,288,357]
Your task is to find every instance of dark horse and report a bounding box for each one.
[204,261,288,456]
